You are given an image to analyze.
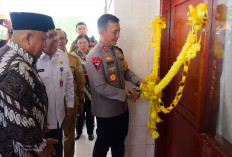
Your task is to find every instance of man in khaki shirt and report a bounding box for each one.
[56,28,85,157]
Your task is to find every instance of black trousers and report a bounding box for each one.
[92,109,129,157]
[44,125,63,157]
[76,99,94,135]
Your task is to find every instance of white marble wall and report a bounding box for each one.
[114,0,160,157]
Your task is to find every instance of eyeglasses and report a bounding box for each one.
[59,36,66,41]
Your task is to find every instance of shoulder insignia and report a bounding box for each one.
[115,46,124,54]
[92,57,102,71]
[114,47,119,53]
[102,45,108,52]
[117,53,123,57]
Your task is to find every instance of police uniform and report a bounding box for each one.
[62,50,85,157]
[86,41,140,157]
[70,36,98,52]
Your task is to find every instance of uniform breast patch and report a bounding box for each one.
[92,57,102,71]
[109,67,116,71]
[109,73,116,81]
[107,61,114,65]
[106,57,112,61]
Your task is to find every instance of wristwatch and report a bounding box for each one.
[127,90,132,99]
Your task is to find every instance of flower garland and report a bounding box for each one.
[140,3,208,139]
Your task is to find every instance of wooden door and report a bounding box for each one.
[156,0,232,156]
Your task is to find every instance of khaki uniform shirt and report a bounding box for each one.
[86,41,140,118]
[65,50,85,112]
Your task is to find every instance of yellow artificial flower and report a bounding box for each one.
[140,3,208,139]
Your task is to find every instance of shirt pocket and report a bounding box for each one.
[38,72,50,85]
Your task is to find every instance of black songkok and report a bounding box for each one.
[10,12,54,32]
[47,16,55,30]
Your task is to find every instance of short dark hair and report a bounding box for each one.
[76,34,90,45]
[76,22,87,29]
[56,28,67,39]
[97,14,119,32]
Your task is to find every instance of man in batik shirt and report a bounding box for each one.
[0,12,57,157]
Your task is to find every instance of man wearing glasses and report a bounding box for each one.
[36,23,74,157]
[56,28,85,157]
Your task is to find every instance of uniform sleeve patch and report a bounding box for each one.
[77,65,83,72]
[92,57,102,71]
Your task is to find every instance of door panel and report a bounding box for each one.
[157,0,232,156]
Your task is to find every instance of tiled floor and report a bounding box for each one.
[74,121,112,157]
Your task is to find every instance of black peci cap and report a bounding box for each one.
[47,16,55,30]
[10,12,54,32]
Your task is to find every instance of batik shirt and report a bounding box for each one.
[71,50,91,100]
[0,40,48,157]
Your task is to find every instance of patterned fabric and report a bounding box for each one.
[0,40,48,157]
[71,50,91,100]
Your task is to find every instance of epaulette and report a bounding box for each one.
[115,46,124,54]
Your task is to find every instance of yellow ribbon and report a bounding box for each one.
[140,3,208,139]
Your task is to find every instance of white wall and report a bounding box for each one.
[114,0,160,156]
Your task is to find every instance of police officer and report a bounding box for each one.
[70,22,98,52]
[56,28,85,157]
[86,14,146,157]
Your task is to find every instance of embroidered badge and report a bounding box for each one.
[92,57,102,71]
[109,67,116,71]
[110,73,116,81]
[117,53,123,57]
[77,65,83,72]
[60,60,63,64]
[106,57,112,61]
[102,45,109,52]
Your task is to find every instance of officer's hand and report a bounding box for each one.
[37,138,58,157]
[129,89,140,102]
[65,107,73,120]
[137,80,146,86]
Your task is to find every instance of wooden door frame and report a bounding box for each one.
[154,0,171,156]
[156,0,231,156]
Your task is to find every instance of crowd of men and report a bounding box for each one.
[0,12,145,157]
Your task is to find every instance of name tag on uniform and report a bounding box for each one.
[107,61,114,65]
[37,69,44,72]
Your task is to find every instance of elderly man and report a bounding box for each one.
[86,14,146,157]
[36,22,74,157]
[56,28,85,157]
[0,12,57,157]
[70,22,97,52]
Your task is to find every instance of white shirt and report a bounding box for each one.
[36,49,74,129]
